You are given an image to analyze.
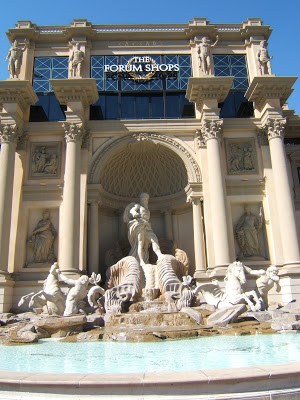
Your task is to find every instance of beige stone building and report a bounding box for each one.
[0,18,299,312]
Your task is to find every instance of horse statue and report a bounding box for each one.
[197,261,262,311]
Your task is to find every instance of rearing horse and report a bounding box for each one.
[197,261,262,311]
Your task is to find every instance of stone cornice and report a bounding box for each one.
[186,77,234,108]
[0,80,38,112]
[245,76,297,112]
[50,78,99,106]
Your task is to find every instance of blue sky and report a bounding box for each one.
[0,0,299,113]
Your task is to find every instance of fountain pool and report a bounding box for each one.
[1,333,300,374]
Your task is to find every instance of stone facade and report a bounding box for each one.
[0,18,299,312]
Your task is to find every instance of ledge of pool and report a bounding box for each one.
[0,362,300,399]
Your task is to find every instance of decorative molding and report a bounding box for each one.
[256,128,269,147]
[89,132,201,185]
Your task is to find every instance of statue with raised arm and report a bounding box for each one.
[123,193,163,266]
[59,274,90,316]
[5,40,27,79]
[255,266,280,310]
[198,35,219,75]
[69,43,85,77]
[235,206,263,258]
[257,40,272,75]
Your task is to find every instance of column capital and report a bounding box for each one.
[263,118,286,141]
[0,124,21,144]
[198,118,223,145]
[63,122,84,143]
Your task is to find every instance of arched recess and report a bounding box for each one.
[88,132,202,210]
[87,132,204,276]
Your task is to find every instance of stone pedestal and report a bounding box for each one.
[0,273,15,313]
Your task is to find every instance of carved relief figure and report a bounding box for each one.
[235,206,263,258]
[257,40,272,75]
[123,193,163,266]
[31,146,58,176]
[5,40,27,78]
[28,210,57,263]
[197,35,219,75]
[69,43,85,77]
[228,142,256,174]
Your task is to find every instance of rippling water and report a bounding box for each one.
[1,333,299,374]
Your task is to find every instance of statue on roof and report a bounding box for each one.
[5,40,27,79]
[69,42,85,77]
[198,35,219,75]
[257,40,273,75]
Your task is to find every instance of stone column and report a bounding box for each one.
[163,209,173,241]
[61,123,83,273]
[265,119,300,265]
[88,201,99,275]
[200,120,231,267]
[0,125,19,272]
[190,197,206,274]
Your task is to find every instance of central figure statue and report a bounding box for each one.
[123,193,163,266]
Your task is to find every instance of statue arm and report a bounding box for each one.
[59,273,75,286]
[5,50,11,62]
[32,220,51,235]
[211,35,219,48]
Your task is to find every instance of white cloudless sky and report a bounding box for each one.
[0,0,299,112]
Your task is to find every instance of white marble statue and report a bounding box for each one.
[28,210,57,263]
[59,274,90,316]
[256,265,280,310]
[18,262,65,315]
[5,40,27,79]
[123,193,163,266]
[235,206,263,258]
[197,35,219,75]
[197,261,262,311]
[257,40,272,75]
[69,43,85,77]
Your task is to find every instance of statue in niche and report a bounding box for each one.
[257,40,272,75]
[28,210,57,263]
[69,43,85,77]
[5,40,27,79]
[123,193,164,266]
[31,146,58,175]
[197,35,219,75]
[235,206,263,258]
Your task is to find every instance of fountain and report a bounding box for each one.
[1,193,300,398]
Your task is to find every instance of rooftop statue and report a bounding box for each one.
[197,35,219,75]
[123,193,163,266]
[69,42,85,77]
[5,40,27,79]
[257,40,273,75]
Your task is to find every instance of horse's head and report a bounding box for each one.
[225,261,246,285]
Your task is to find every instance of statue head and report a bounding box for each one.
[75,43,80,50]
[266,265,279,281]
[202,36,208,43]
[42,209,50,220]
[260,40,266,48]
[244,205,252,214]
[79,275,89,285]
[49,262,59,275]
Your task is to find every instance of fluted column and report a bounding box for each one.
[200,120,231,267]
[264,119,300,266]
[61,123,83,273]
[190,197,206,273]
[88,201,99,274]
[0,125,20,272]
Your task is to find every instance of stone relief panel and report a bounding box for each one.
[26,209,58,267]
[29,142,61,179]
[232,203,269,261]
[225,138,258,175]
